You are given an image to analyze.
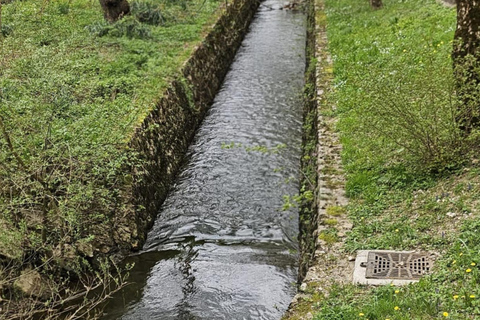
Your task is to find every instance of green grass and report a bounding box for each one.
[0,0,221,260]
[308,0,480,319]
[0,0,220,150]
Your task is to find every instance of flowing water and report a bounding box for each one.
[103,2,306,319]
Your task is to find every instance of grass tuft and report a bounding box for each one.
[326,205,346,216]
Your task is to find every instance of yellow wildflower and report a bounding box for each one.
[395,290,400,294]
[395,229,399,232]
[394,306,400,311]
[470,295,476,299]
[471,262,476,266]
[359,313,365,317]
[453,295,459,300]
[452,260,456,264]
[443,312,449,317]
[460,252,463,256]
[466,269,472,273]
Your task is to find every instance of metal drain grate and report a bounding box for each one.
[365,251,432,280]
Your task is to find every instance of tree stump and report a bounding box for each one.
[99,0,130,23]
[370,0,383,9]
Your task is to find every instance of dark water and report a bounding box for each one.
[102,2,306,319]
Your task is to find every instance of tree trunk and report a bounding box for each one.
[0,1,3,40]
[370,0,383,9]
[99,0,130,23]
[452,0,480,132]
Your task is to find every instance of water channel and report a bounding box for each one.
[103,2,306,319]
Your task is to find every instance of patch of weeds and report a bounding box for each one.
[326,205,346,216]
[57,2,70,14]
[1,24,13,37]
[318,229,338,245]
[86,16,152,39]
[131,1,168,25]
[323,218,338,226]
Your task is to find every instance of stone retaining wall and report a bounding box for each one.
[115,0,260,253]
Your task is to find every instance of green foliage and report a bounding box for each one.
[57,1,71,15]
[309,0,480,319]
[318,228,338,246]
[323,218,338,226]
[0,0,221,272]
[327,0,468,177]
[131,1,168,25]
[1,23,13,37]
[326,205,346,216]
[87,16,152,39]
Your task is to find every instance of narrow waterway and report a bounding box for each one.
[103,2,306,319]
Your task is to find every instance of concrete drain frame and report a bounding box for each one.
[353,250,436,286]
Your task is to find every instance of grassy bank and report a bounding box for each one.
[0,0,222,309]
[306,0,480,319]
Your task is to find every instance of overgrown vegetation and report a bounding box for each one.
[329,0,477,174]
[0,0,221,316]
[303,0,480,319]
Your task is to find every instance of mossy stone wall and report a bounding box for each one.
[123,0,260,252]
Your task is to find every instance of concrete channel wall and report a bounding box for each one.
[297,0,320,282]
[113,0,260,254]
